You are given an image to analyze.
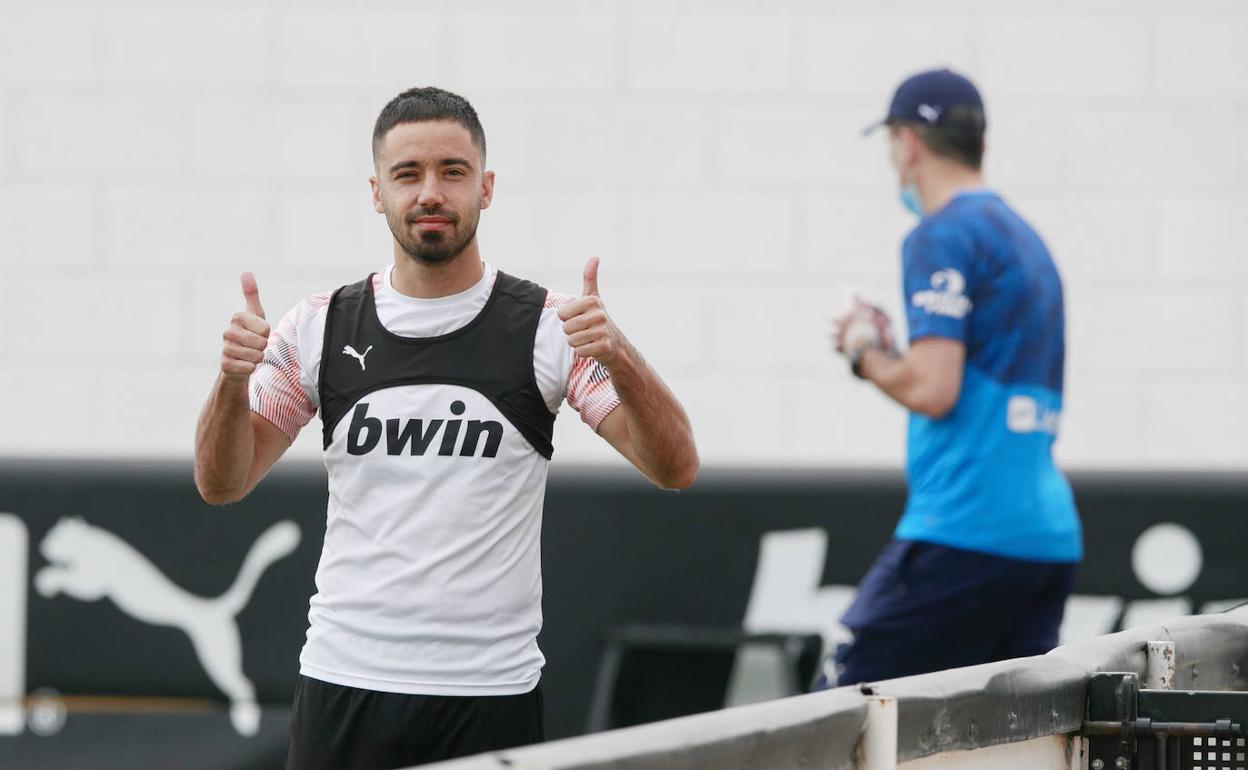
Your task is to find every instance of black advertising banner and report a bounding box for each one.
[0,460,1246,768]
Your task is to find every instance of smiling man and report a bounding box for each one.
[193,87,698,769]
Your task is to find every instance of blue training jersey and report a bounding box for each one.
[894,189,1082,563]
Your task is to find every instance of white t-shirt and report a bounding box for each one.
[249,263,620,695]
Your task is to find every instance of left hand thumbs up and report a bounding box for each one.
[560,257,626,367]
[582,256,601,297]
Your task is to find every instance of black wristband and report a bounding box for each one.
[849,350,867,380]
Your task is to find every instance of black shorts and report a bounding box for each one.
[285,675,545,770]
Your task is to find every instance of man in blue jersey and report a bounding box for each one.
[828,68,1082,685]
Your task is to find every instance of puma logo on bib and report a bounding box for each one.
[342,344,373,371]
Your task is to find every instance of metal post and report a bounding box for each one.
[1086,672,1138,770]
[860,695,898,770]
[1145,641,1176,690]
[1153,734,1168,770]
[585,641,624,733]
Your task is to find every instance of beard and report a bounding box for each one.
[387,205,480,266]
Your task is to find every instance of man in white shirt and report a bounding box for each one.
[194,86,699,770]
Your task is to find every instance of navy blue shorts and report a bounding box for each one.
[831,539,1076,687]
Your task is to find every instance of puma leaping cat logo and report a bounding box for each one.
[34,517,301,736]
[342,344,373,371]
[918,103,943,124]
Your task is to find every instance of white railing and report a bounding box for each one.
[423,607,1248,770]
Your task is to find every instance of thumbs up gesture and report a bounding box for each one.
[558,257,628,367]
[220,271,272,380]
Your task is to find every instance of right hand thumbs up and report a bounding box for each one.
[241,271,266,320]
[221,271,272,380]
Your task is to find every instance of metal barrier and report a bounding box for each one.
[424,607,1248,770]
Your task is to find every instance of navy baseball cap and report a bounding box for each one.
[864,68,985,135]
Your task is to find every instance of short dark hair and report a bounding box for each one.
[892,104,985,170]
[372,86,486,162]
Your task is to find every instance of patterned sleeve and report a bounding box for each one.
[544,292,622,431]
[249,292,332,441]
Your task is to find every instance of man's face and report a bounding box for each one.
[887,126,907,186]
[888,125,920,188]
[370,120,494,265]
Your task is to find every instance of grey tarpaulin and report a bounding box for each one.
[420,607,1248,770]
[428,687,868,770]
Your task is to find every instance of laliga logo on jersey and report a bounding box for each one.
[912,268,972,320]
[347,401,504,458]
[1007,395,1061,435]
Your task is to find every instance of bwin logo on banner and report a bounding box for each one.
[732,524,1244,692]
[0,514,300,737]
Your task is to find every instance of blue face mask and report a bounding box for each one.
[899,183,923,218]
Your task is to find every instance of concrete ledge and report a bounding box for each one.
[430,686,868,770]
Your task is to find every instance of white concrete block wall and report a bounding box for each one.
[0,0,1245,470]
